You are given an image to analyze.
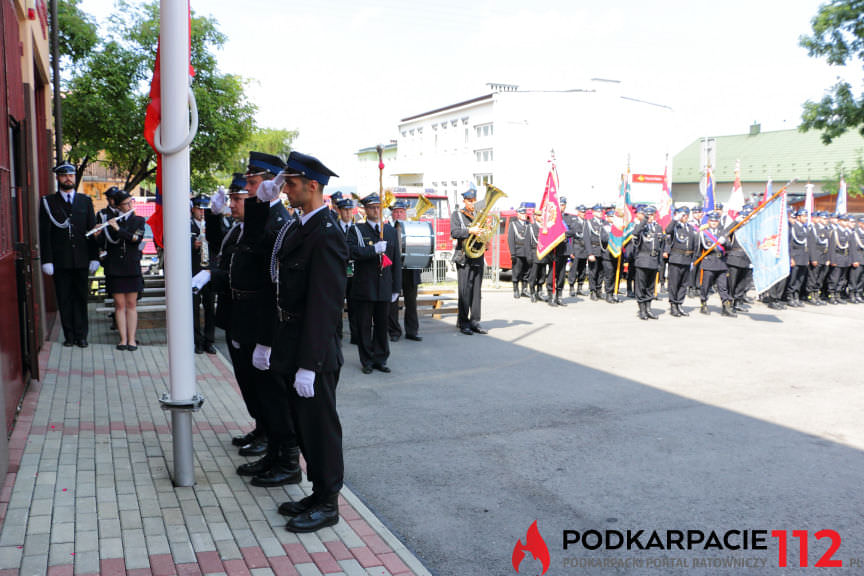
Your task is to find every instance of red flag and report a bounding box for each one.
[656,162,673,229]
[535,163,567,260]
[146,187,164,248]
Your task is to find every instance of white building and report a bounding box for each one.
[371,81,675,210]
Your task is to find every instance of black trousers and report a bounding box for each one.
[807,263,828,295]
[567,257,586,286]
[389,272,419,338]
[827,266,849,294]
[528,261,547,288]
[635,266,658,303]
[275,369,343,498]
[344,278,359,342]
[785,265,808,299]
[667,263,689,304]
[601,257,618,295]
[545,256,568,296]
[849,264,863,293]
[511,256,530,284]
[688,262,701,290]
[193,284,216,346]
[727,265,752,301]
[586,257,602,293]
[355,300,390,367]
[226,336,291,443]
[701,269,730,302]
[457,262,483,328]
[54,267,90,341]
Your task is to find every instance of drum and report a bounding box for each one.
[400,220,434,269]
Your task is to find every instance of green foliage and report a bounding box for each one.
[799,0,864,143]
[60,0,264,193]
[56,0,99,66]
[821,155,864,197]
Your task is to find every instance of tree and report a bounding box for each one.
[61,0,258,193]
[799,0,864,146]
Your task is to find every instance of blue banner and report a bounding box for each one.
[737,193,790,294]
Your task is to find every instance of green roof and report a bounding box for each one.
[672,127,864,184]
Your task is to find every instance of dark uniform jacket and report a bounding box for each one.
[568,215,588,259]
[583,218,608,258]
[699,226,728,271]
[270,207,348,375]
[96,205,119,260]
[191,218,207,275]
[789,221,810,265]
[829,226,853,267]
[103,214,145,277]
[809,223,831,264]
[450,209,485,266]
[507,218,531,259]
[664,220,698,266]
[210,222,243,331]
[528,222,550,264]
[853,227,864,264]
[632,219,663,270]
[348,221,403,301]
[39,191,98,269]
[725,227,751,268]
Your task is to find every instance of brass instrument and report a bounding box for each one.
[463,184,507,258]
[411,193,434,221]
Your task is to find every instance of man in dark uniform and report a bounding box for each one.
[827,214,853,303]
[664,206,697,317]
[267,152,347,533]
[687,206,704,298]
[335,198,358,342]
[725,206,753,311]
[601,208,622,303]
[451,187,488,333]
[584,204,607,301]
[39,162,99,347]
[544,199,575,307]
[631,206,662,319]
[191,194,217,354]
[807,211,831,305]
[348,194,402,372]
[567,204,589,297]
[698,211,736,317]
[508,206,531,299]
[526,211,549,303]
[388,199,423,341]
[785,208,810,307]
[850,215,864,303]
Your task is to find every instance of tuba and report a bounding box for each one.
[463,184,507,258]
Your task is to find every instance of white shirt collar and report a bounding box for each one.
[300,204,327,226]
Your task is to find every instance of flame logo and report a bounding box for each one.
[512,520,550,575]
[758,234,779,251]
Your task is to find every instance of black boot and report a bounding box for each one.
[285,493,339,533]
[513,282,520,299]
[577,282,585,296]
[530,288,538,303]
[237,452,274,476]
[700,300,709,315]
[767,298,784,310]
[279,494,316,516]
[555,297,567,307]
[828,293,839,305]
[538,290,549,302]
[250,446,302,487]
[232,427,262,447]
[238,436,268,457]
[677,303,689,317]
[590,290,599,301]
[721,300,737,317]
[638,301,648,320]
[644,303,658,319]
[547,295,558,307]
[520,282,530,298]
[569,285,576,298]
[670,303,682,317]
[605,292,616,304]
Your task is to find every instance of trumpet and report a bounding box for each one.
[411,193,434,221]
[463,184,507,258]
[86,210,133,237]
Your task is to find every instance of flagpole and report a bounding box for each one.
[692,179,795,267]
[614,255,621,298]
[376,144,384,274]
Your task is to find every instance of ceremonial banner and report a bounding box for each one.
[737,191,790,293]
[804,183,814,225]
[726,160,744,220]
[535,164,567,260]
[836,176,847,214]
[657,162,673,230]
[608,173,634,258]
[700,166,715,223]
[761,178,772,206]
[146,188,164,249]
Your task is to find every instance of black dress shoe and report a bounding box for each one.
[361,365,373,374]
[250,465,302,487]
[279,494,316,516]
[405,334,423,341]
[460,327,473,335]
[232,429,260,447]
[194,345,203,354]
[372,363,391,373]
[470,324,488,335]
[285,497,339,533]
[237,455,273,477]
[116,344,128,351]
[63,340,74,347]
[389,335,400,342]
[203,343,217,355]
[126,345,138,351]
[76,340,89,348]
[239,438,268,457]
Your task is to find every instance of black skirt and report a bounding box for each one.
[107,275,143,295]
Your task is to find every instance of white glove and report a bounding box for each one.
[294,368,315,398]
[717,236,727,245]
[211,186,226,214]
[42,263,54,276]
[231,340,240,350]
[256,173,285,203]
[192,270,211,293]
[89,260,100,275]
[251,344,271,371]
[391,292,399,303]
[374,240,387,254]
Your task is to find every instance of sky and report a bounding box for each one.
[80,0,856,188]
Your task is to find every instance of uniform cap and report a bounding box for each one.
[53,162,76,175]
[281,151,338,185]
[245,151,286,177]
[360,193,381,206]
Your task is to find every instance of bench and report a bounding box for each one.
[416,287,457,317]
